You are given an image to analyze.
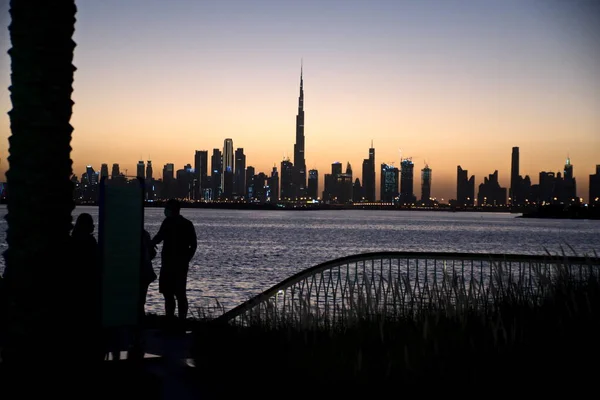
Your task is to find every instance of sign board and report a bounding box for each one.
[98,177,144,328]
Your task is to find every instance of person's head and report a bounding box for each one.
[164,199,181,217]
[74,213,94,235]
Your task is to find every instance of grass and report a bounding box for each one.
[191,252,600,395]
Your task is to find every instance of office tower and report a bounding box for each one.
[280,158,294,200]
[146,160,153,181]
[293,64,306,199]
[162,163,175,199]
[353,178,363,202]
[538,171,556,203]
[100,164,109,181]
[510,147,520,206]
[457,166,475,207]
[477,170,507,206]
[563,157,577,202]
[400,158,416,204]
[421,164,432,204]
[111,163,120,179]
[222,139,234,199]
[235,148,246,198]
[254,172,268,203]
[362,141,376,202]
[176,164,194,199]
[380,163,399,203]
[337,162,353,204]
[590,165,600,205]
[137,160,145,180]
[246,166,255,200]
[268,165,279,203]
[211,148,222,200]
[331,162,342,177]
[194,150,208,200]
[307,169,318,200]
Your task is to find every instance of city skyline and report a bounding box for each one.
[0,0,598,200]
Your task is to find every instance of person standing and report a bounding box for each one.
[151,199,197,327]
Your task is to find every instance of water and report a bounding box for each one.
[0,206,598,314]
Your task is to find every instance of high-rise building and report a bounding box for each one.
[162,163,175,199]
[100,164,109,181]
[222,139,234,199]
[590,165,600,205]
[510,147,520,206]
[538,171,556,203]
[211,148,222,200]
[353,178,363,202]
[268,165,279,203]
[362,141,376,202]
[111,163,120,179]
[234,148,246,198]
[292,64,306,199]
[400,158,416,204]
[563,157,577,202]
[280,158,294,200]
[245,166,255,200]
[137,160,145,180]
[421,164,432,205]
[457,166,475,207]
[194,151,208,200]
[380,163,399,203]
[146,161,153,181]
[478,170,507,206]
[307,169,319,200]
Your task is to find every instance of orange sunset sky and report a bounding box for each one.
[0,0,598,201]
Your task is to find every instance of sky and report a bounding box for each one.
[0,0,599,201]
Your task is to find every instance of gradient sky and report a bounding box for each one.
[0,0,599,200]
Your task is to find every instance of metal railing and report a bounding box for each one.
[216,251,600,328]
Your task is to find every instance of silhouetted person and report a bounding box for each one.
[70,212,103,360]
[152,199,197,326]
[128,229,158,360]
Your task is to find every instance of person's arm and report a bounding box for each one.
[151,220,166,246]
[188,221,197,262]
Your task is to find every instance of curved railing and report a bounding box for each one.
[216,251,600,327]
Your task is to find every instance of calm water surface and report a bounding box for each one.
[0,206,598,314]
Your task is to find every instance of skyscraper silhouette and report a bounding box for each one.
[234,148,246,198]
[211,148,222,200]
[380,163,399,203]
[194,150,208,200]
[421,164,432,204]
[510,147,521,206]
[281,158,294,200]
[293,64,306,199]
[457,166,475,207]
[100,164,109,180]
[400,158,416,204]
[222,139,234,199]
[137,160,145,180]
[362,141,376,202]
[590,165,600,205]
[307,169,319,200]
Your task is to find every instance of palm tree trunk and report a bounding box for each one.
[3,0,78,369]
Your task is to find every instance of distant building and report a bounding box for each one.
[280,159,294,201]
[380,163,399,203]
[100,164,109,181]
[194,151,208,200]
[137,160,145,180]
[421,165,432,205]
[307,169,319,200]
[111,163,120,179]
[456,166,475,207]
[353,178,363,203]
[162,163,175,199]
[478,170,507,206]
[293,65,306,200]
[222,139,234,199]
[562,157,577,203]
[245,166,255,200]
[146,161,153,181]
[268,166,279,203]
[590,165,600,205]
[362,141,376,202]
[400,158,416,205]
[211,148,222,200]
[234,148,246,199]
